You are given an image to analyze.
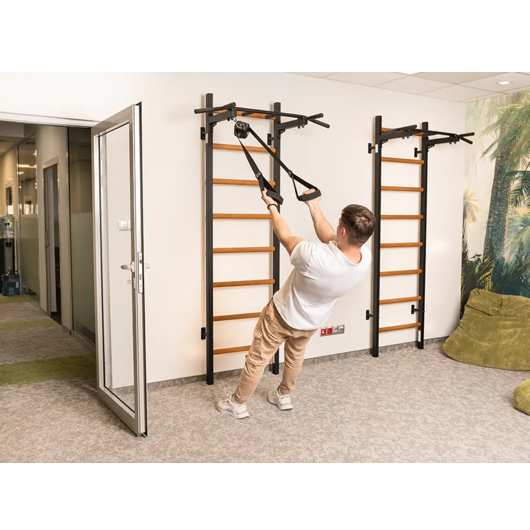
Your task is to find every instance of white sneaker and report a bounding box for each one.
[217,393,250,419]
[268,388,293,411]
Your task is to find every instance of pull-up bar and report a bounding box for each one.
[195,100,328,205]
[194,101,330,130]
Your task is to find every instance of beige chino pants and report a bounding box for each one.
[234,298,317,404]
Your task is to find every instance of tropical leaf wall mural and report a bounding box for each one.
[463,91,530,310]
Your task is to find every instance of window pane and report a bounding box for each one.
[18,138,39,301]
[69,128,95,344]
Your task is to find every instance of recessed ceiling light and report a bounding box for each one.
[498,81,511,85]
[398,72,420,75]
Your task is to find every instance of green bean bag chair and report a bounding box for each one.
[514,379,530,415]
[443,289,530,371]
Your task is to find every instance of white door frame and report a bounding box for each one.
[0,111,96,128]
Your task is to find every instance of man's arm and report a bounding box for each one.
[304,190,336,244]
[261,191,302,256]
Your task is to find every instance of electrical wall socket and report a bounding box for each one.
[320,325,345,336]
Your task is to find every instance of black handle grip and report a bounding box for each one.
[309,118,330,129]
[299,189,321,202]
[266,190,284,205]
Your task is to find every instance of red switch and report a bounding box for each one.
[327,327,333,335]
[320,328,327,336]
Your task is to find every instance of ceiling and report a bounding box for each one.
[0,122,25,157]
[290,72,530,103]
[0,137,16,157]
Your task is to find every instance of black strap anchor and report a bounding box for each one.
[234,121,321,205]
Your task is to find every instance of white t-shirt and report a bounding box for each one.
[273,240,372,330]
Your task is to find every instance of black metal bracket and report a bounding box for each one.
[278,116,309,132]
[267,133,273,146]
[379,126,419,141]
[368,139,387,153]
[201,121,220,140]
[277,113,325,134]
[201,327,207,340]
[209,109,237,125]
[366,310,373,320]
[426,132,475,149]
[414,147,420,158]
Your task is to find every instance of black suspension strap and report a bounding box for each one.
[237,138,284,205]
[235,121,321,203]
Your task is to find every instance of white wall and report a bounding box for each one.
[0,73,466,383]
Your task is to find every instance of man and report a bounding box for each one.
[217,189,375,419]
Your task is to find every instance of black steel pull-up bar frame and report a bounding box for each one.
[367,116,474,358]
[195,94,327,384]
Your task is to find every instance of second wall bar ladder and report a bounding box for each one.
[367,116,474,357]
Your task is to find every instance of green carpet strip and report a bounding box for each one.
[0,296,28,305]
[0,354,96,386]
[0,318,59,331]
[0,296,27,305]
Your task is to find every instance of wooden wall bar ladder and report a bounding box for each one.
[199,93,282,384]
[198,95,328,383]
[366,117,474,357]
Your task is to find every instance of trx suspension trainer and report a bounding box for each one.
[234,120,321,205]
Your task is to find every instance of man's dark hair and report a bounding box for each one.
[340,204,375,247]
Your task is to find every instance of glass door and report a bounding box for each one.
[92,104,147,436]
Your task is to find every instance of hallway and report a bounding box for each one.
[0,295,95,386]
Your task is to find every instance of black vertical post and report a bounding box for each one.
[205,93,214,383]
[417,121,428,349]
[371,115,382,357]
[271,102,281,375]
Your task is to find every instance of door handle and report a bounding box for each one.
[121,262,136,272]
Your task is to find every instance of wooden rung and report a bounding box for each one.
[380,323,421,333]
[380,296,421,305]
[214,110,276,120]
[213,312,261,322]
[213,279,275,288]
[381,186,424,192]
[213,247,275,253]
[213,143,275,153]
[214,214,271,220]
[381,157,424,165]
[381,242,423,248]
[381,215,424,220]
[213,179,276,186]
[214,345,251,355]
[381,269,422,276]
[382,127,423,137]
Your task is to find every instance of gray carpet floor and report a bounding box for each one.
[0,297,92,365]
[0,326,92,365]
[0,299,47,324]
[1,342,529,463]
